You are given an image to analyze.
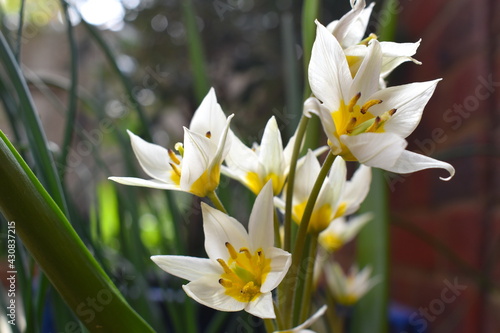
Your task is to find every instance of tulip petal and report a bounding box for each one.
[127,130,173,181]
[294,150,321,202]
[108,177,181,191]
[245,292,275,319]
[189,88,227,143]
[330,0,366,47]
[249,181,275,250]
[342,165,371,215]
[258,117,284,177]
[350,39,382,99]
[309,21,352,112]
[385,150,455,181]
[366,79,441,138]
[260,247,292,293]
[202,203,250,260]
[181,128,217,190]
[183,275,246,312]
[341,132,407,169]
[150,255,219,281]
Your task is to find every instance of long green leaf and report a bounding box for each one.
[0,131,155,332]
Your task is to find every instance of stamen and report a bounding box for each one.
[206,131,212,139]
[345,117,358,134]
[365,116,382,132]
[359,33,378,46]
[225,242,238,260]
[388,108,397,116]
[219,278,233,288]
[347,92,361,113]
[239,248,252,259]
[168,149,181,165]
[360,99,382,114]
[174,142,184,157]
[217,258,232,274]
[169,163,181,177]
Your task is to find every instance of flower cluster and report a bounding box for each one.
[109,0,454,331]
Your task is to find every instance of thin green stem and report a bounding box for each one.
[282,151,336,327]
[284,115,309,252]
[206,191,227,214]
[274,208,282,249]
[15,0,25,61]
[298,234,318,324]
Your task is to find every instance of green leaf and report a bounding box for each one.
[0,131,155,332]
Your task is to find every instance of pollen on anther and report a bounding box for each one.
[389,108,397,116]
[168,149,181,165]
[206,131,212,139]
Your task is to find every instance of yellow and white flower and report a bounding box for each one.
[308,21,454,180]
[222,116,295,195]
[327,0,421,83]
[276,150,371,233]
[151,182,291,318]
[318,213,372,252]
[109,88,233,197]
[325,263,380,306]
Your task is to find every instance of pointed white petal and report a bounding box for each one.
[331,0,367,47]
[294,150,321,202]
[224,131,261,180]
[150,255,219,281]
[183,275,246,312]
[209,113,234,171]
[366,79,441,138]
[108,177,181,191]
[385,150,455,181]
[275,305,327,332]
[321,156,347,208]
[316,104,342,154]
[127,130,172,181]
[342,165,371,215]
[245,292,275,319]
[309,21,352,111]
[249,181,275,250]
[259,117,284,177]
[259,247,292,293]
[341,132,407,169]
[350,39,382,99]
[202,203,250,260]
[189,88,227,142]
[181,128,217,190]
[341,2,374,47]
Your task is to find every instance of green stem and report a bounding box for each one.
[206,191,227,214]
[264,318,276,333]
[282,151,336,327]
[274,208,282,249]
[298,234,318,324]
[284,115,309,252]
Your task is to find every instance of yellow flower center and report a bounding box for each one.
[292,200,333,233]
[319,232,344,252]
[245,172,284,195]
[217,242,271,303]
[331,93,396,160]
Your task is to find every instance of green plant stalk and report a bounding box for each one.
[14,0,25,61]
[0,131,155,332]
[297,234,318,325]
[207,190,228,214]
[181,0,210,102]
[301,0,319,99]
[0,31,68,215]
[281,151,336,327]
[59,0,80,179]
[351,168,389,333]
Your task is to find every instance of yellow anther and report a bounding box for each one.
[169,163,181,177]
[174,142,184,156]
[365,116,382,132]
[168,149,181,165]
[225,242,238,260]
[206,131,212,139]
[388,108,397,116]
[360,99,382,114]
[359,33,378,46]
[219,278,233,288]
[239,248,252,259]
[345,117,358,134]
[217,258,232,274]
[240,281,259,296]
[347,92,361,113]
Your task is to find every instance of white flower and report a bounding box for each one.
[325,263,380,306]
[151,182,291,318]
[326,0,421,83]
[276,150,371,233]
[109,88,234,197]
[222,116,295,195]
[273,305,327,333]
[308,21,455,180]
[318,213,372,252]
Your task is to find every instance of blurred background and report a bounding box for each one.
[0,0,498,332]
